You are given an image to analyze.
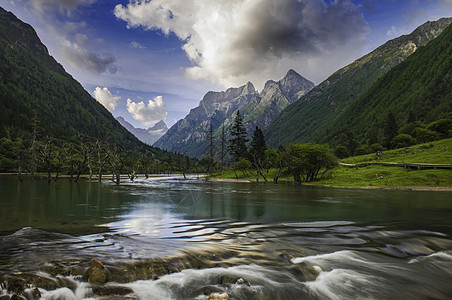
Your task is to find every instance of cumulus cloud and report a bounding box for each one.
[126,96,168,126]
[114,0,369,87]
[93,87,121,111]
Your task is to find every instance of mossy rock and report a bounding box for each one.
[88,259,107,284]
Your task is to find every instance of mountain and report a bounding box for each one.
[154,81,257,156]
[116,117,168,145]
[265,17,452,147]
[0,7,175,171]
[328,21,452,145]
[155,70,314,158]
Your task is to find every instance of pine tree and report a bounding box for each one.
[228,110,248,162]
[250,126,266,160]
[209,121,214,160]
[384,111,398,148]
[220,124,226,168]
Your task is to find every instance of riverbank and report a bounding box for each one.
[207,177,452,191]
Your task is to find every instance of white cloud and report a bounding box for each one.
[130,41,146,48]
[126,96,168,126]
[93,87,121,111]
[115,0,369,87]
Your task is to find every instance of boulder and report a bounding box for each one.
[88,259,107,284]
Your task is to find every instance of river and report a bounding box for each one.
[1,175,452,299]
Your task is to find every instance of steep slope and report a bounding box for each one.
[329,22,452,143]
[0,7,146,151]
[240,69,314,133]
[116,117,168,145]
[0,5,190,174]
[155,70,314,158]
[265,17,452,147]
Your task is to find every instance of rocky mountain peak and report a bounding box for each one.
[149,120,168,132]
[277,69,315,102]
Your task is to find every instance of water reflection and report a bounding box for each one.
[1,175,452,299]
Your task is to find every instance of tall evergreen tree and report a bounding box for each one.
[384,111,398,148]
[208,121,214,160]
[250,126,266,160]
[220,124,226,168]
[228,110,248,162]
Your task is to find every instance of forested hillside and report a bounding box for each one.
[0,7,181,174]
[265,18,452,148]
[327,21,452,153]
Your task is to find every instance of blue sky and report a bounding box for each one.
[1,0,452,129]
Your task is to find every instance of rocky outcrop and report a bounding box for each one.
[154,70,314,158]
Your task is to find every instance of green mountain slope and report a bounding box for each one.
[329,21,452,145]
[0,7,142,150]
[265,18,452,147]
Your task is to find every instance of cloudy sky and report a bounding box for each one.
[1,0,452,129]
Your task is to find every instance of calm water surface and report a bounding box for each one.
[1,175,452,299]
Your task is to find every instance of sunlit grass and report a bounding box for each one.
[210,138,452,187]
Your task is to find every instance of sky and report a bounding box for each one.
[1,0,452,129]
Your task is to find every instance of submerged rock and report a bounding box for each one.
[220,275,250,286]
[9,295,25,300]
[88,259,107,284]
[92,285,134,297]
[3,277,26,295]
[289,263,320,282]
[209,292,229,300]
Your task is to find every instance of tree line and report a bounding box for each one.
[0,117,196,183]
[202,110,338,184]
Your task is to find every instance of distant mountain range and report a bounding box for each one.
[116,117,168,145]
[154,69,314,157]
[265,17,452,147]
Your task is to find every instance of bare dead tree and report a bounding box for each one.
[39,135,54,183]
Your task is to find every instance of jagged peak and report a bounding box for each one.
[242,81,256,94]
[263,80,277,90]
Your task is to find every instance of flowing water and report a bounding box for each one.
[1,175,452,299]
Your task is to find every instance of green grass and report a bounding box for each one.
[343,138,452,165]
[309,166,452,188]
[210,138,452,188]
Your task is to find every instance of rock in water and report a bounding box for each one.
[88,259,107,284]
[209,292,229,300]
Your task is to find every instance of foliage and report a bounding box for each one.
[228,110,248,162]
[391,134,416,149]
[282,143,338,183]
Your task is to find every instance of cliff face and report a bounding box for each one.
[154,82,258,154]
[154,70,314,158]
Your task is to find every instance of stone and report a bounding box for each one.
[10,295,25,300]
[92,285,134,297]
[5,277,26,295]
[209,292,229,300]
[88,259,107,284]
